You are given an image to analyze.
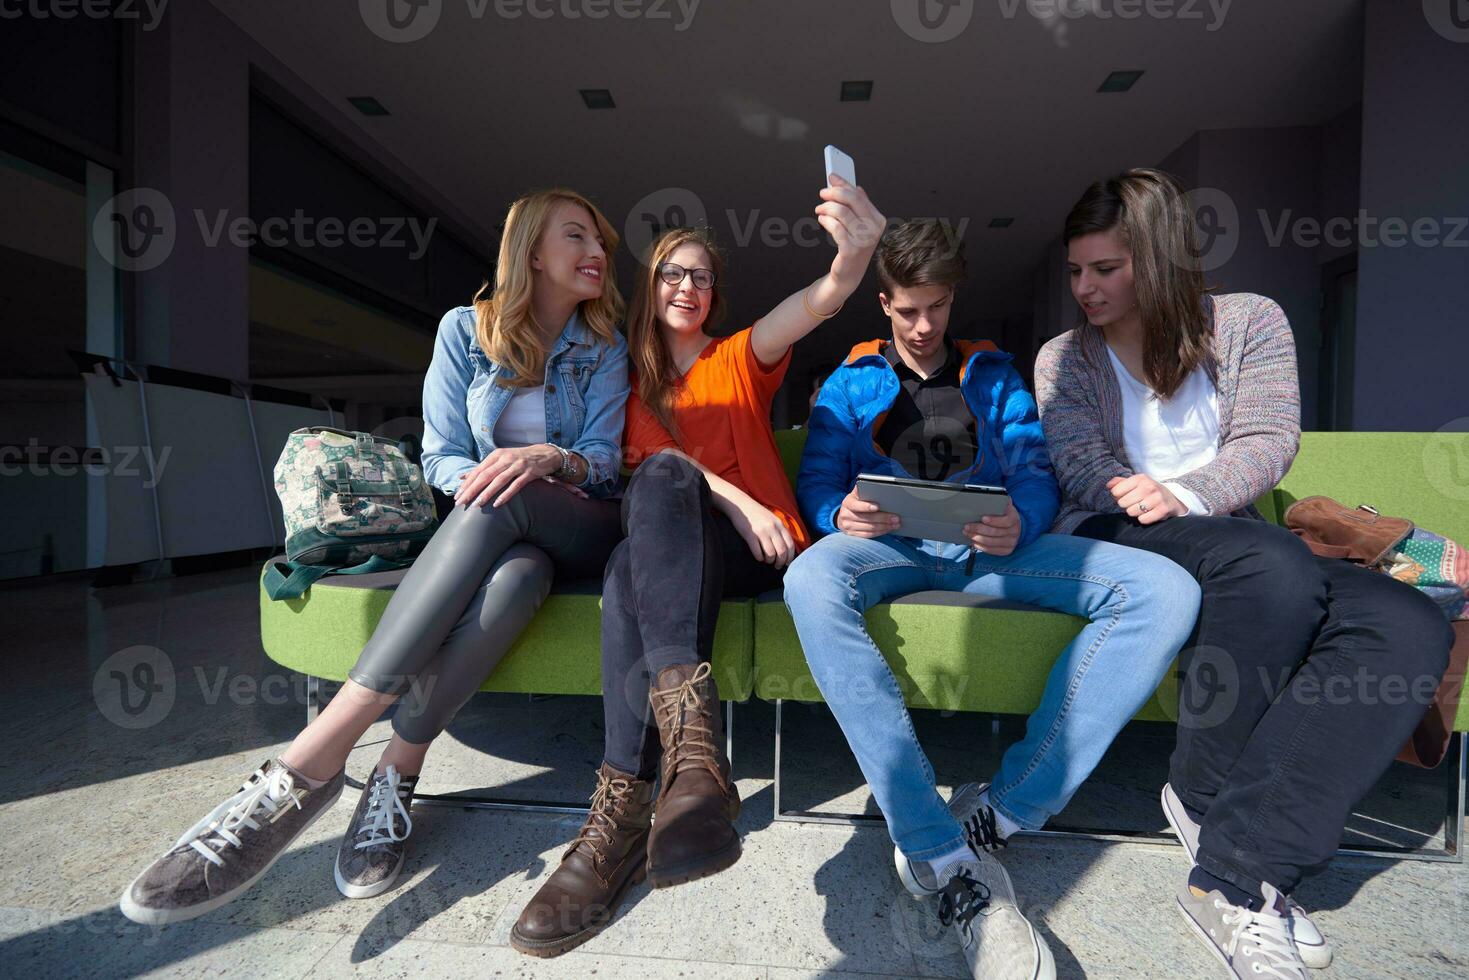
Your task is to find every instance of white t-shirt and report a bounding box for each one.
[492,385,548,448]
[1105,345,1219,516]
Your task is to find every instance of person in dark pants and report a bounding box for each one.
[1034,168,1452,979]
[512,174,888,957]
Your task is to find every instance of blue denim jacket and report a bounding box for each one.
[421,305,630,498]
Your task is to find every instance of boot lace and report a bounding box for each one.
[567,769,637,875]
[649,662,728,795]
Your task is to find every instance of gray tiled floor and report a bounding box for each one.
[3,565,1466,978]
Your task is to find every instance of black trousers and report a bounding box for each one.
[1078,513,1452,894]
[601,453,785,778]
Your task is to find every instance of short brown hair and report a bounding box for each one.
[875,218,966,294]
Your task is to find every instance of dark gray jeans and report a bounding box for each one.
[1077,513,1451,894]
[600,454,784,777]
[347,478,622,743]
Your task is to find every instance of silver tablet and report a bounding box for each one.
[854,473,1010,545]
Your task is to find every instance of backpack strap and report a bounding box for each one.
[262,554,408,600]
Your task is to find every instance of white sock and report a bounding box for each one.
[977,788,1023,840]
[929,842,977,883]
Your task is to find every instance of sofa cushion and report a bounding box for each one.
[752,590,1180,723]
[1275,431,1469,546]
[259,565,756,701]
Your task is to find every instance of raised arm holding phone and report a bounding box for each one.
[511,155,886,958]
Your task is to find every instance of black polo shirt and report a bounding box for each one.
[874,339,979,481]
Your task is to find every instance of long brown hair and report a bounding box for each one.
[625,227,728,436]
[472,188,624,388]
[1063,168,1214,399]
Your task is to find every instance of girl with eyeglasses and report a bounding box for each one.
[511,175,887,958]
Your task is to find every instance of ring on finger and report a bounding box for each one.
[1137,502,1150,513]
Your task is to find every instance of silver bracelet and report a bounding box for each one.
[551,443,574,481]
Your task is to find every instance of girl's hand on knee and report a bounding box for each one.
[1107,474,1187,525]
[455,446,560,509]
[731,500,797,568]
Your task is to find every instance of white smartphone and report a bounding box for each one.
[824,144,856,188]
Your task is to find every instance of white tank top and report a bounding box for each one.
[1105,344,1219,515]
[492,385,548,448]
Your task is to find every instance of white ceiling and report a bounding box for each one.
[212,0,1364,335]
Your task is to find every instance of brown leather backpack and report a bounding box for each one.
[1284,496,1465,768]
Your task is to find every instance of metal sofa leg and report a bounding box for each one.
[769,700,1467,862]
[416,698,742,818]
[1446,731,1466,861]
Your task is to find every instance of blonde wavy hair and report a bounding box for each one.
[472,189,625,387]
[625,227,728,436]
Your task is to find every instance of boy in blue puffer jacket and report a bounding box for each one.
[783,219,1201,980]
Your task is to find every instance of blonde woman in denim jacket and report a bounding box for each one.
[122,189,631,924]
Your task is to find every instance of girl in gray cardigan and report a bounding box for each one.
[1035,169,1451,980]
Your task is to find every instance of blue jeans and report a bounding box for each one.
[782,532,1201,861]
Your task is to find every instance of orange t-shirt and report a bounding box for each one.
[624,326,811,552]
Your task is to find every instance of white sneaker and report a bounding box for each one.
[1162,783,1331,969]
[895,782,1008,898]
[930,850,1056,980]
[1177,880,1308,980]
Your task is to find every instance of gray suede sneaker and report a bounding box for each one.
[1177,880,1308,980]
[120,759,345,925]
[934,851,1056,980]
[334,765,418,899]
[1162,783,1331,969]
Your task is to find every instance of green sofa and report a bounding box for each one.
[259,429,1468,854]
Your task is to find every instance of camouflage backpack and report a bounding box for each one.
[263,427,439,600]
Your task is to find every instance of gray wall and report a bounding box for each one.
[1355,0,1469,432]
[1029,115,1370,431]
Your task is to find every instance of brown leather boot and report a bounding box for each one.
[510,763,654,957]
[645,661,741,887]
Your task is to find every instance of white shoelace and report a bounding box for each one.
[1220,901,1305,979]
[354,766,413,850]
[180,765,302,867]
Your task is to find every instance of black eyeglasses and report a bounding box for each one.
[658,262,716,291]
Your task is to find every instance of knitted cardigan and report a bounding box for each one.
[1034,292,1301,535]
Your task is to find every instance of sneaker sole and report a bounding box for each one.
[334,846,407,900]
[1161,785,1330,970]
[894,844,939,898]
[1160,783,1200,862]
[119,779,346,926]
[1032,928,1058,980]
[509,862,647,958]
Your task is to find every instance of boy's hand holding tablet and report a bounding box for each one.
[838,474,1020,556]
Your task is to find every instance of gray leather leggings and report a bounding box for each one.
[347,478,623,744]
